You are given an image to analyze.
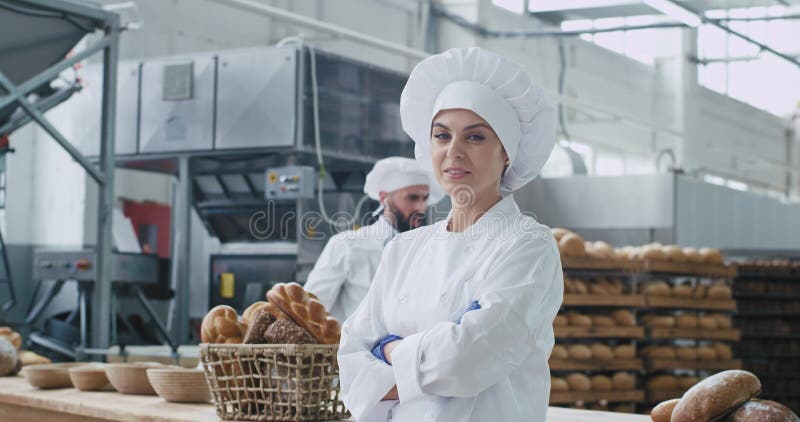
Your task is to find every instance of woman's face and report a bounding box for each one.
[430,109,508,203]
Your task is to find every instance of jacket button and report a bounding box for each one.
[399,295,407,304]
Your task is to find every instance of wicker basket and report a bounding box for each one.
[200,343,350,421]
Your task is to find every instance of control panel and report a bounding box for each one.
[33,250,159,284]
[265,165,315,200]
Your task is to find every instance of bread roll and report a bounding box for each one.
[676,314,699,329]
[678,376,700,390]
[711,313,733,329]
[645,315,676,328]
[565,373,592,392]
[263,318,317,344]
[611,309,636,327]
[243,310,277,344]
[707,284,733,300]
[612,372,636,390]
[712,342,733,360]
[647,374,679,390]
[551,345,569,360]
[588,283,610,295]
[590,344,614,361]
[612,404,636,413]
[675,346,698,360]
[588,241,614,259]
[242,301,271,326]
[644,346,677,360]
[651,398,680,422]
[18,350,51,366]
[698,315,719,330]
[613,344,636,359]
[645,281,672,297]
[567,344,593,360]
[696,345,718,360]
[672,284,694,298]
[0,339,17,376]
[663,245,688,262]
[699,248,724,264]
[551,377,570,392]
[266,282,341,344]
[573,279,589,295]
[567,312,592,327]
[641,246,667,261]
[725,399,800,422]
[552,228,572,242]
[564,278,576,294]
[201,305,246,344]
[0,327,21,349]
[591,375,613,391]
[671,370,761,422]
[602,278,624,295]
[554,315,569,327]
[683,247,704,263]
[559,233,587,257]
[591,315,616,327]
[693,285,707,299]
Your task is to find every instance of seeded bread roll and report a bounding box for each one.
[611,309,636,327]
[567,344,593,360]
[551,376,570,392]
[651,398,680,422]
[263,318,317,344]
[566,373,592,392]
[724,399,800,422]
[590,344,614,361]
[612,372,636,390]
[591,375,613,391]
[671,370,761,422]
[613,344,636,359]
[551,345,569,360]
[243,310,277,344]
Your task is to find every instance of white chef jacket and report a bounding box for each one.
[338,194,563,422]
[304,217,397,322]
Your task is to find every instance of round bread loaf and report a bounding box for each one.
[651,398,680,422]
[0,338,17,376]
[551,377,570,392]
[573,280,589,295]
[693,285,707,299]
[567,344,593,360]
[712,313,733,329]
[591,375,613,391]
[564,278,576,294]
[698,315,719,330]
[613,344,636,359]
[676,314,699,329]
[589,284,611,295]
[641,247,667,261]
[565,373,592,392]
[612,372,636,390]
[663,245,688,262]
[602,279,624,295]
[678,376,700,390]
[670,370,761,422]
[725,399,800,422]
[647,374,679,390]
[611,309,636,327]
[699,248,724,264]
[551,345,569,360]
[697,346,718,360]
[644,346,677,360]
[589,241,614,259]
[591,315,616,327]
[675,346,698,360]
[645,282,672,297]
[201,305,246,344]
[567,312,593,327]
[0,327,22,350]
[672,284,694,298]
[554,315,569,327]
[683,247,704,263]
[590,344,614,360]
[645,315,676,328]
[559,233,587,257]
[708,285,733,300]
[712,342,733,360]
[242,301,271,326]
[552,228,572,242]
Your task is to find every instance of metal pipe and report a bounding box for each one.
[0,73,105,184]
[215,0,429,61]
[0,83,82,136]
[132,285,178,353]
[0,36,109,110]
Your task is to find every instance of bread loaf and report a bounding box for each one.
[707,284,733,300]
[201,305,246,344]
[675,346,698,360]
[602,278,624,295]
[588,241,614,259]
[699,248,724,264]
[553,315,569,327]
[567,312,592,327]
[18,350,51,366]
[641,247,667,261]
[242,301,272,326]
[243,310,277,344]
[645,315,676,328]
[263,318,317,344]
[565,373,592,392]
[678,376,700,390]
[0,327,21,349]
[711,313,733,329]
[0,338,17,376]
[552,228,572,242]
[590,344,614,360]
[613,344,636,359]
[551,345,569,360]
[573,279,589,295]
[676,314,699,329]
[712,342,733,360]
[567,344,593,360]
[612,372,636,390]
[266,282,341,344]
[551,377,570,392]
[651,398,680,422]
[698,315,719,329]
[588,284,611,295]
[663,245,688,262]
[559,233,587,257]
[564,278,576,294]
[671,370,761,422]
[697,346,718,360]
[591,315,616,327]
[683,247,704,263]
[672,284,693,298]
[591,375,613,391]
[693,285,707,299]
[644,346,677,360]
[645,281,672,297]
[647,374,679,390]
[611,309,636,327]
[724,399,800,422]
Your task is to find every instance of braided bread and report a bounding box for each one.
[266,283,340,344]
[201,305,246,344]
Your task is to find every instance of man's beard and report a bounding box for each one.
[386,202,425,233]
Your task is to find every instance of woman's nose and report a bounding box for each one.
[446,137,465,159]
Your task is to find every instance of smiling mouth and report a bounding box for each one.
[444,169,471,175]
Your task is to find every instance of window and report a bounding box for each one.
[697,6,800,116]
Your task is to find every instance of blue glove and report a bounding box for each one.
[456,300,481,324]
[371,334,403,365]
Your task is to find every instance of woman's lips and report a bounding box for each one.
[443,168,471,180]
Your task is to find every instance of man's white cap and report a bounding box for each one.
[400,47,556,192]
[363,157,443,204]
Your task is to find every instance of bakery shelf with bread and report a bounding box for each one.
[646,327,741,341]
[550,371,644,405]
[550,390,646,405]
[549,342,642,371]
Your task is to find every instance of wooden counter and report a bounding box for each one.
[0,375,650,421]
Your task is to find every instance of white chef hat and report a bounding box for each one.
[363,157,443,204]
[400,47,556,192]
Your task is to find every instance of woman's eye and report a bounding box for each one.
[467,134,485,141]
[433,133,450,140]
